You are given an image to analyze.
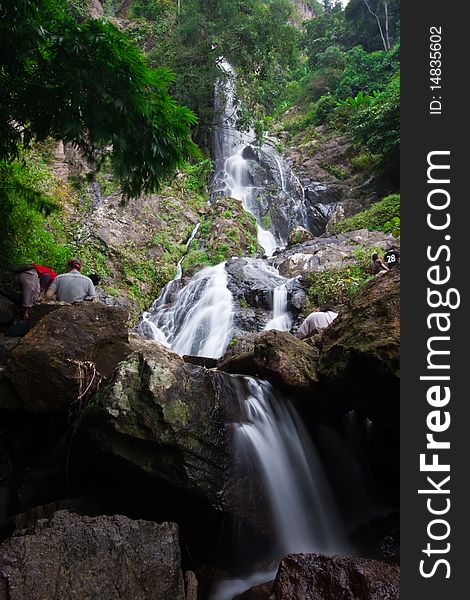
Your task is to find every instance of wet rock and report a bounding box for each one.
[352,513,400,565]
[253,330,319,393]
[182,355,218,369]
[226,258,285,310]
[319,269,400,420]
[0,297,16,325]
[237,580,273,599]
[0,337,20,365]
[0,510,186,600]
[88,0,104,19]
[2,304,131,413]
[267,553,399,600]
[219,330,319,395]
[287,226,314,246]
[81,340,230,509]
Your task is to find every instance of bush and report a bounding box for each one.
[0,158,71,282]
[350,74,400,169]
[331,194,400,234]
[335,46,398,98]
[306,265,373,307]
[350,153,382,173]
[312,94,338,125]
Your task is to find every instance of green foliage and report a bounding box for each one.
[335,46,398,98]
[148,0,302,145]
[238,296,249,309]
[384,216,400,237]
[227,337,239,348]
[350,153,382,173]
[0,0,199,198]
[181,249,212,274]
[180,159,214,195]
[0,157,71,281]
[331,194,400,234]
[289,230,305,245]
[306,264,373,308]
[74,239,111,279]
[299,46,347,101]
[336,90,380,109]
[311,95,338,125]
[130,0,174,20]
[345,0,400,52]
[303,6,352,70]
[350,74,400,169]
[261,214,272,230]
[321,164,350,180]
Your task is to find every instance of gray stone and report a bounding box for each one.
[0,510,186,600]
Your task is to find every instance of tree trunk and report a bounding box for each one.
[363,0,390,52]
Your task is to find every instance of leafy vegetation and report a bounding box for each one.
[306,264,373,308]
[0,151,72,282]
[182,197,260,275]
[330,194,400,234]
[0,0,199,198]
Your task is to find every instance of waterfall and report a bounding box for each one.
[138,262,234,359]
[264,284,291,331]
[213,59,278,257]
[212,376,347,600]
[273,155,286,192]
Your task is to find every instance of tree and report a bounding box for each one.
[350,73,400,174]
[362,0,391,51]
[0,0,199,197]
[144,0,301,145]
[345,0,399,52]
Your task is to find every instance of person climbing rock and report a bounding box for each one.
[33,263,58,291]
[383,248,400,269]
[371,253,390,276]
[45,259,96,303]
[12,264,41,320]
[295,307,338,340]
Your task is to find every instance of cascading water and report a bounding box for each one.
[212,59,278,257]
[133,59,377,600]
[211,376,348,600]
[264,284,291,331]
[138,260,234,359]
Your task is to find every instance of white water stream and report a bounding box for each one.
[264,284,291,332]
[212,376,347,600]
[213,59,278,257]
[139,261,234,358]
[135,59,362,600]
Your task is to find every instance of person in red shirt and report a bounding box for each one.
[33,264,57,291]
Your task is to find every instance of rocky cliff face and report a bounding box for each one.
[0,511,187,600]
[290,0,317,22]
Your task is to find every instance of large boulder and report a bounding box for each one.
[241,553,399,600]
[81,339,230,509]
[272,230,398,278]
[287,226,314,246]
[1,303,131,413]
[0,510,186,600]
[79,340,276,536]
[218,330,319,395]
[318,269,400,420]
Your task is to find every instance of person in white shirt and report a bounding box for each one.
[45,259,96,303]
[295,307,338,339]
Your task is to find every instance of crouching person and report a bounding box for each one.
[45,259,96,303]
